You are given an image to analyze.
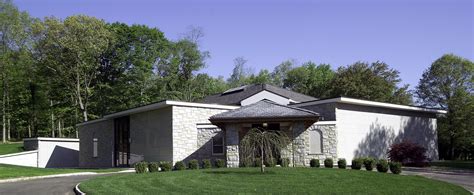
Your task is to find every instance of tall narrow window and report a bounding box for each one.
[212,133,224,155]
[93,138,98,157]
[309,130,322,154]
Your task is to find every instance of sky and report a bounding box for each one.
[15,0,473,89]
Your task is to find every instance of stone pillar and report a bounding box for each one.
[225,124,240,168]
[292,122,307,166]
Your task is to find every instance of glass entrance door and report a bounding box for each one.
[114,116,130,167]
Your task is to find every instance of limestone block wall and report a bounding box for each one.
[225,124,240,168]
[172,106,232,164]
[186,127,225,162]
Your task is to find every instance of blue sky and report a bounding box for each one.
[16,0,473,89]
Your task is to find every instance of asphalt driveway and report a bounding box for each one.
[0,174,101,195]
[403,167,474,193]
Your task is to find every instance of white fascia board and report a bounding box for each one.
[77,100,239,126]
[23,137,80,142]
[295,97,447,114]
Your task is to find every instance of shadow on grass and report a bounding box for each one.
[203,170,276,175]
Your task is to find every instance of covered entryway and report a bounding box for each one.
[210,100,320,167]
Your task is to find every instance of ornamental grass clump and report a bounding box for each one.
[351,158,363,170]
[202,159,212,169]
[159,161,172,172]
[174,161,186,171]
[148,162,160,173]
[324,158,334,168]
[363,157,376,171]
[389,162,402,174]
[376,159,389,173]
[337,159,347,169]
[310,159,320,168]
[188,159,199,169]
[134,162,148,173]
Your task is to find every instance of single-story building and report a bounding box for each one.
[78,84,445,167]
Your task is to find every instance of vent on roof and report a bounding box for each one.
[222,85,246,95]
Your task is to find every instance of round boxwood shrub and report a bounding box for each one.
[337,158,347,169]
[202,159,212,169]
[389,162,402,174]
[188,159,199,169]
[134,162,148,173]
[159,161,172,172]
[148,162,160,172]
[174,161,186,170]
[280,158,290,167]
[324,158,333,168]
[363,157,376,171]
[215,159,226,168]
[376,159,389,173]
[351,158,363,170]
[264,158,276,167]
[310,159,320,168]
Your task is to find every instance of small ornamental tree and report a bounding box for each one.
[388,141,427,166]
[240,128,290,173]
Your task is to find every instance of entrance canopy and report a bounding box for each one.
[209,100,320,125]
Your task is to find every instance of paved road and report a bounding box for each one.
[403,167,474,193]
[0,174,101,195]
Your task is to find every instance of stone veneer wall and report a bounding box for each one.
[286,122,338,166]
[225,124,240,168]
[172,106,231,164]
[187,127,225,162]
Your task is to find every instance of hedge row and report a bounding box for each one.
[309,158,402,174]
[134,159,226,173]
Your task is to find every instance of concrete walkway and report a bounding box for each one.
[403,167,474,193]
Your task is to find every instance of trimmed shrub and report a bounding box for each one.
[388,141,427,167]
[363,157,376,171]
[337,159,347,169]
[310,159,320,168]
[280,158,290,167]
[174,161,186,170]
[159,161,172,172]
[351,158,363,170]
[376,159,389,173]
[215,159,226,168]
[134,162,148,173]
[324,158,333,168]
[202,159,212,169]
[241,158,254,167]
[255,158,262,167]
[148,162,160,172]
[264,158,276,167]
[188,159,199,169]
[389,162,402,174]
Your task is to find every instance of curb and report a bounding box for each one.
[75,183,86,195]
[0,172,98,184]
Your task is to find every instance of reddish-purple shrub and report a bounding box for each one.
[388,141,428,167]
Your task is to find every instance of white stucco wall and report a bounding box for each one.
[35,138,79,168]
[0,150,38,167]
[241,90,292,105]
[335,103,438,162]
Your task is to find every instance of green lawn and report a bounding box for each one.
[430,160,474,170]
[0,143,24,155]
[0,164,126,179]
[80,168,469,194]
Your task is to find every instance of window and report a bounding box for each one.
[212,133,224,155]
[309,130,322,154]
[93,138,98,157]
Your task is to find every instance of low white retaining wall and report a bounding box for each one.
[0,150,38,167]
[0,137,80,168]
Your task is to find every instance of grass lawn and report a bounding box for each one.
[0,143,24,155]
[430,160,474,170]
[80,168,470,194]
[0,164,126,179]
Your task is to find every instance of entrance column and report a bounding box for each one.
[225,124,240,168]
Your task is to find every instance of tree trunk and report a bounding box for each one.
[260,144,264,173]
[2,79,6,143]
[58,119,62,138]
[50,100,55,138]
[28,124,31,138]
[7,118,10,141]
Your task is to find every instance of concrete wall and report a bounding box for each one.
[130,107,173,164]
[79,119,114,168]
[0,150,38,167]
[172,106,231,164]
[336,103,439,162]
[241,90,292,105]
[34,138,79,168]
